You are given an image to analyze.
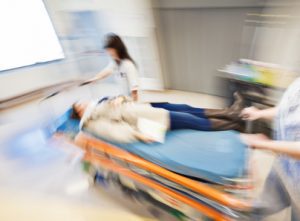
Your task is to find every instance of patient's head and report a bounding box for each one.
[72,96,123,119]
[72,101,90,119]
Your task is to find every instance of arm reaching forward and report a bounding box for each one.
[241,133,300,160]
[241,107,278,121]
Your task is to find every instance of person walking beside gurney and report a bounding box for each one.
[84,33,139,101]
[241,77,300,220]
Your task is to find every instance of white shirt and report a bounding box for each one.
[105,59,139,96]
[275,77,300,200]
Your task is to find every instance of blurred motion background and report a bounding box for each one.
[1,0,300,220]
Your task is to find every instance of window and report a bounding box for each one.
[0,0,64,71]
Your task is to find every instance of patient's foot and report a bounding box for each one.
[210,118,244,132]
[231,92,245,111]
[204,92,245,121]
[227,92,245,120]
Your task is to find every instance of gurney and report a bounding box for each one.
[52,109,253,221]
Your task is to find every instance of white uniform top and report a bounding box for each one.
[274,77,300,201]
[105,59,139,96]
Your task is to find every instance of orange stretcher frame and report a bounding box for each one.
[74,132,252,212]
[85,152,232,221]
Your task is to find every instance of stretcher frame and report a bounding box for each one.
[69,131,253,220]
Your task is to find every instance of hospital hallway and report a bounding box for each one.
[1,0,298,219]
[0,84,284,221]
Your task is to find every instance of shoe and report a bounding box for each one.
[226,92,245,121]
[210,118,244,131]
[204,92,245,121]
[230,92,245,112]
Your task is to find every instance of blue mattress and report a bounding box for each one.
[55,109,248,184]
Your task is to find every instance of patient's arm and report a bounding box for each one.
[85,119,138,143]
[85,118,154,143]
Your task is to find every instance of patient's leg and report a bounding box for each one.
[151,92,244,121]
[209,118,243,131]
[169,111,241,131]
[169,111,211,130]
[204,108,239,121]
[150,102,206,118]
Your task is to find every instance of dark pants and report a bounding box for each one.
[150,102,212,131]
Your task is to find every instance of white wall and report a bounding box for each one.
[0,0,79,100]
[157,7,262,96]
[252,5,300,71]
[154,0,266,8]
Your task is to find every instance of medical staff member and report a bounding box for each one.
[89,33,139,101]
[241,78,300,220]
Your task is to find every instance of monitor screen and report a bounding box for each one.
[0,0,64,72]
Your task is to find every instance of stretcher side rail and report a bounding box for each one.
[85,153,233,221]
[75,132,252,211]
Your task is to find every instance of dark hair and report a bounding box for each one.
[71,103,81,120]
[104,33,136,66]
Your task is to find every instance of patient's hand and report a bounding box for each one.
[109,97,125,108]
[134,132,155,143]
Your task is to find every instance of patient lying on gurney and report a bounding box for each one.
[73,93,244,143]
